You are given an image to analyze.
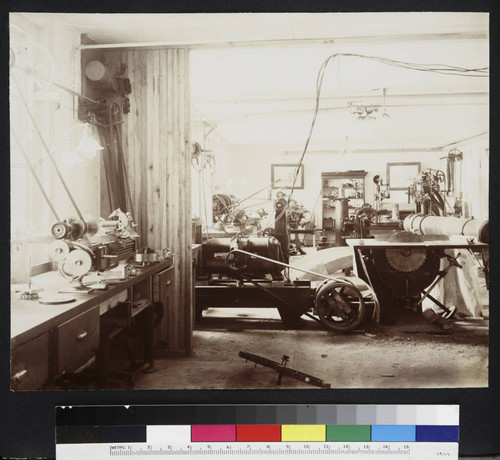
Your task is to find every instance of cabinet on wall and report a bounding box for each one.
[321,171,367,246]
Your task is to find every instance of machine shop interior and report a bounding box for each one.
[9,12,490,391]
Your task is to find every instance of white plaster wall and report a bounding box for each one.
[225,145,447,227]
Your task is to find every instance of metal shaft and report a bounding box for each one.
[230,248,343,283]
[13,63,100,104]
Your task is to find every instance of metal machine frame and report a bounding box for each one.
[348,239,488,316]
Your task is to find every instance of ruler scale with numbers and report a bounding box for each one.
[56,405,459,459]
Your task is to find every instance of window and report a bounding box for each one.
[10,20,52,240]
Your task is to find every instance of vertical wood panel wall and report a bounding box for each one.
[105,48,192,355]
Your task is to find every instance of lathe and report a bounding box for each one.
[49,208,139,290]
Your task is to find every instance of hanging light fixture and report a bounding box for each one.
[49,122,104,169]
[75,123,104,159]
[348,89,391,121]
[58,140,84,169]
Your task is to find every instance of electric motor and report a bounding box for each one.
[201,236,284,278]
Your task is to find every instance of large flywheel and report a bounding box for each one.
[315,279,365,331]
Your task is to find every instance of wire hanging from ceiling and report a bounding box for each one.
[286,53,489,206]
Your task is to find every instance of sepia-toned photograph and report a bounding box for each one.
[9,12,489,391]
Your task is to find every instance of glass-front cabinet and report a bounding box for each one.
[321,170,367,246]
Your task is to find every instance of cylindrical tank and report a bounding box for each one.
[335,198,349,246]
[202,236,284,277]
[403,214,489,244]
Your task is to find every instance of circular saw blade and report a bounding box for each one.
[385,247,427,273]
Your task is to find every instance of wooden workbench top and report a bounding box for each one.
[11,260,172,350]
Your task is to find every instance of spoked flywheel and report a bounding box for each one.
[315,280,365,331]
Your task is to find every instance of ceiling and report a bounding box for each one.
[18,12,490,151]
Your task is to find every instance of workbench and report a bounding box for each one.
[11,259,173,390]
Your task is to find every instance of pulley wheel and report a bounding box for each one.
[58,249,92,279]
[51,220,70,239]
[315,280,365,331]
[262,227,276,237]
[225,251,249,272]
[49,240,70,262]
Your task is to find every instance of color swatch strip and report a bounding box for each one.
[57,424,460,444]
[188,424,458,443]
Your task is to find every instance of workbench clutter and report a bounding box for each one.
[11,258,174,390]
[10,201,176,391]
[11,213,173,389]
[10,199,174,390]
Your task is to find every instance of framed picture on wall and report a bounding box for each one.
[271,163,304,189]
[387,162,421,190]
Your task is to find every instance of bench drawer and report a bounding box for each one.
[11,333,50,390]
[57,307,99,374]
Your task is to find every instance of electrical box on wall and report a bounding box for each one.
[79,37,132,121]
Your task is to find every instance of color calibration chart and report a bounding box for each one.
[56,405,459,459]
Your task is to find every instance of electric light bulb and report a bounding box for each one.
[76,124,104,159]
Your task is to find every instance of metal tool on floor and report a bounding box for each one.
[239,351,331,388]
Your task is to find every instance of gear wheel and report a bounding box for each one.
[384,247,427,273]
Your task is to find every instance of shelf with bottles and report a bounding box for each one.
[321,171,367,234]
[321,172,367,206]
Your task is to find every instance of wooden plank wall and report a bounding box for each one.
[105,48,193,355]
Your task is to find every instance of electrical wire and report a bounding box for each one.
[309,189,323,222]
[286,53,489,207]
